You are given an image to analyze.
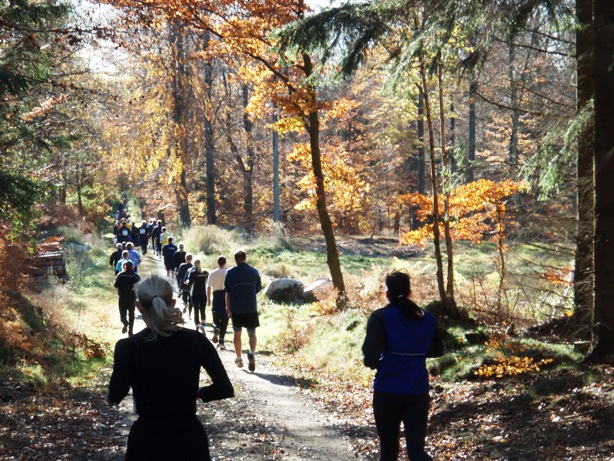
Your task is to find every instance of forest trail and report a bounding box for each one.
[112,251,358,460]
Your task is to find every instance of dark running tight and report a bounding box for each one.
[193,296,206,325]
[373,391,432,461]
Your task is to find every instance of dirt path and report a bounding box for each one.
[112,252,356,460]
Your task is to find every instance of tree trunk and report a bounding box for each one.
[449,100,456,173]
[170,20,192,227]
[273,110,280,223]
[176,170,191,226]
[508,44,520,168]
[467,79,477,183]
[419,56,457,318]
[417,92,426,195]
[203,33,217,225]
[573,0,594,335]
[589,0,614,361]
[303,52,346,297]
[437,65,456,305]
[241,84,255,236]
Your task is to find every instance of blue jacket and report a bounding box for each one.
[224,262,261,314]
[362,302,443,395]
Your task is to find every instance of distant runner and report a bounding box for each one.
[225,250,261,372]
[207,255,228,350]
[113,261,141,336]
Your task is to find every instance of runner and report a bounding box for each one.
[117,219,131,244]
[126,242,141,273]
[145,218,155,250]
[109,243,123,276]
[186,259,208,333]
[162,237,178,278]
[176,253,194,318]
[107,275,234,461]
[207,256,228,350]
[362,271,444,461]
[113,261,141,336]
[115,250,134,274]
[151,220,162,257]
[173,243,187,294]
[160,227,171,247]
[225,250,261,372]
[137,220,149,254]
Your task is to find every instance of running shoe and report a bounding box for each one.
[218,343,226,351]
[122,324,128,334]
[235,356,243,368]
[247,352,256,372]
[212,328,220,344]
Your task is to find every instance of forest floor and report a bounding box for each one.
[2,249,614,460]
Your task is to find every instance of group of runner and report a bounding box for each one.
[107,209,443,461]
[112,215,172,257]
[110,216,261,372]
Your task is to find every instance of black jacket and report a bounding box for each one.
[173,250,187,270]
[187,268,209,299]
[114,270,141,300]
[110,249,123,268]
[177,262,193,292]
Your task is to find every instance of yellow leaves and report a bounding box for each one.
[474,334,554,379]
[321,98,361,125]
[288,141,370,221]
[399,179,529,246]
[272,115,305,135]
[474,355,554,378]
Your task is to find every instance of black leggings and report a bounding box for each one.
[118,298,136,335]
[193,296,206,324]
[373,391,432,461]
[212,312,229,343]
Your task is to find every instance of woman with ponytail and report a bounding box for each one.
[108,275,234,461]
[362,271,444,461]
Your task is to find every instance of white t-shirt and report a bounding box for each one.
[207,267,227,292]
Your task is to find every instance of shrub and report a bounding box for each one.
[274,309,313,354]
[181,225,240,256]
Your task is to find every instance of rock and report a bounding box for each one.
[264,278,305,303]
[302,278,332,303]
[64,242,90,252]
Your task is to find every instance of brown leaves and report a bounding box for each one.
[0,387,126,460]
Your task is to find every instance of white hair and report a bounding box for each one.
[135,275,184,340]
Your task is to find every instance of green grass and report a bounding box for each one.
[8,225,584,394]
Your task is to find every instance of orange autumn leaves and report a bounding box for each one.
[400,179,527,246]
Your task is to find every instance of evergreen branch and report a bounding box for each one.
[474,90,544,116]
[517,83,575,111]
[492,35,574,58]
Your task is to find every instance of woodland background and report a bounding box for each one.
[2,1,614,459]
[2,0,612,350]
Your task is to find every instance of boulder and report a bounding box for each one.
[301,278,332,303]
[264,278,304,303]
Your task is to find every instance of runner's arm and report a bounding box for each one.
[362,309,386,369]
[197,335,234,402]
[107,339,136,404]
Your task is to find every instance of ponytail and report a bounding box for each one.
[385,271,421,319]
[135,275,184,340]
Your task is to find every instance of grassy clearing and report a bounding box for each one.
[5,222,582,394]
